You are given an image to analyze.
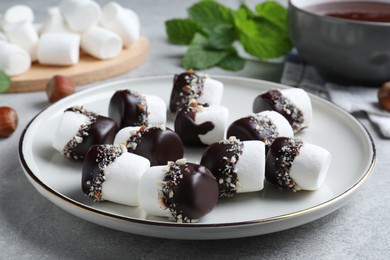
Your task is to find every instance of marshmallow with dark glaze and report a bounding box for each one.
[82,144,150,206]
[266,137,331,191]
[108,89,166,129]
[139,159,219,223]
[253,88,312,133]
[227,110,293,150]
[200,137,265,198]
[174,100,228,146]
[169,70,223,113]
[114,125,184,166]
[52,106,117,160]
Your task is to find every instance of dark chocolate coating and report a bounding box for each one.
[108,90,147,129]
[174,107,214,146]
[265,137,302,190]
[73,116,118,158]
[265,137,288,186]
[163,163,219,220]
[253,90,295,126]
[130,127,184,166]
[169,70,203,113]
[200,142,239,198]
[227,116,272,142]
[81,145,100,194]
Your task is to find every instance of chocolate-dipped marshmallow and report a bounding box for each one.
[82,144,150,206]
[174,100,228,146]
[52,106,117,160]
[200,137,265,198]
[139,159,219,223]
[227,110,293,150]
[114,125,184,166]
[108,89,167,129]
[169,70,223,113]
[253,88,312,133]
[266,137,331,191]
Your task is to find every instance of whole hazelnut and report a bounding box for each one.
[378,82,390,111]
[0,106,18,138]
[46,75,76,103]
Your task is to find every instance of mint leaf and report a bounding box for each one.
[188,0,234,29]
[234,5,292,59]
[255,1,288,32]
[182,33,230,70]
[165,18,202,45]
[204,23,236,50]
[0,70,11,93]
[218,48,245,71]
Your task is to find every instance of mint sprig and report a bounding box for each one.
[165,0,292,71]
[0,70,11,93]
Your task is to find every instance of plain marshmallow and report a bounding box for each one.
[100,2,140,47]
[257,110,294,138]
[52,110,90,153]
[0,32,7,41]
[145,95,167,126]
[101,151,150,206]
[37,32,80,66]
[235,140,265,193]
[81,26,122,59]
[197,78,224,106]
[0,41,31,76]
[195,106,229,145]
[289,143,331,190]
[139,165,172,218]
[3,21,39,61]
[2,5,34,26]
[59,0,101,32]
[280,88,312,129]
[40,7,73,35]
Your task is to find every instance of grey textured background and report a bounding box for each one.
[0,0,389,259]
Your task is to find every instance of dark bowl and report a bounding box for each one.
[288,0,390,86]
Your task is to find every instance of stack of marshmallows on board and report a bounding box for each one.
[0,0,140,76]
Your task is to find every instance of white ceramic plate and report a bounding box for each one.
[19,76,376,240]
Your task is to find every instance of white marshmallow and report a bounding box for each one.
[145,95,167,126]
[197,78,223,107]
[289,143,331,190]
[235,140,265,193]
[2,5,34,26]
[52,110,90,153]
[139,165,171,218]
[195,105,229,145]
[257,110,294,138]
[0,41,31,76]
[113,126,141,146]
[37,32,80,66]
[3,21,39,61]
[40,7,73,35]
[59,0,101,32]
[100,2,140,47]
[280,88,312,129]
[81,26,122,60]
[101,151,150,206]
[0,32,8,41]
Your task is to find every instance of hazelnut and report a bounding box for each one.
[0,106,18,138]
[46,75,76,103]
[378,82,390,111]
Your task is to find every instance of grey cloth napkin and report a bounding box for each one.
[281,52,390,138]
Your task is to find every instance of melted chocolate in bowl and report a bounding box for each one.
[305,2,390,22]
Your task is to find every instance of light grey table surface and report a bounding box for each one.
[0,0,389,259]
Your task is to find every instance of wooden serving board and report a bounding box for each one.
[7,36,149,93]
